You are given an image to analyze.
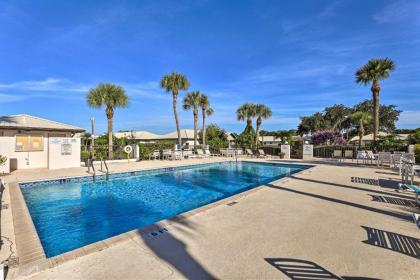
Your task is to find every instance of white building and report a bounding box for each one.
[0,114,85,173]
[349,132,409,146]
[258,135,282,146]
[114,129,196,145]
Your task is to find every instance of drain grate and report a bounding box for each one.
[226,201,238,206]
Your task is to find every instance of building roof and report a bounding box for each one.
[115,129,195,140]
[349,132,409,142]
[0,114,85,132]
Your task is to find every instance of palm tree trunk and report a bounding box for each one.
[246,117,252,132]
[371,81,381,143]
[172,93,181,145]
[255,117,262,148]
[193,108,198,147]
[202,108,206,146]
[107,116,113,159]
[358,120,364,148]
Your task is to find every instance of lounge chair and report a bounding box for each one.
[204,149,219,157]
[194,149,208,158]
[149,150,160,160]
[258,149,270,158]
[377,152,391,167]
[162,149,172,160]
[246,149,254,158]
[398,183,420,206]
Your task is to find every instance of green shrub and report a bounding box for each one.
[415,144,420,163]
[137,141,175,160]
[81,150,91,162]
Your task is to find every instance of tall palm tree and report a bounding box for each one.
[87,83,129,159]
[355,58,395,143]
[160,72,190,145]
[352,112,372,148]
[199,94,213,145]
[236,103,256,133]
[183,91,202,147]
[254,104,272,148]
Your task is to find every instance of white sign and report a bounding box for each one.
[302,144,313,159]
[280,145,290,159]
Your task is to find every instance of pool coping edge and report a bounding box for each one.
[10,159,315,277]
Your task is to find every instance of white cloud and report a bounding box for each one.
[0,93,25,103]
[373,0,420,25]
[0,78,88,92]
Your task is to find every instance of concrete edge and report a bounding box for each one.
[12,159,316,277]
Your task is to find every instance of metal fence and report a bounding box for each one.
[313,144,408,158]
[81,145,136,161]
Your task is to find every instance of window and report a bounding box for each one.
[15,135,44,151]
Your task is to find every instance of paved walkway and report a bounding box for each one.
[2,158,419,279]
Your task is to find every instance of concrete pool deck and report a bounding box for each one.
[1,158,419,279]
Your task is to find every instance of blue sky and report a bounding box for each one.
[0,0,419,134]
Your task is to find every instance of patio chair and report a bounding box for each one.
[149,150,160,160]
[162,149,172,160]
[356,151,367,165]
[235,149,244,157]
[204,149,218,157]
[398,183,420,206]
[332,150,343,162]
[195,149,208,158]
[344,150,353,162]
[258,149,270,158]
[182,149,193,159]
[377,152,391,167]
[246,149,255,158]
[366,150,376,165]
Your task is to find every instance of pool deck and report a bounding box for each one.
[1,157,419,279]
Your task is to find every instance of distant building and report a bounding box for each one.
[0,114,84,172]
[114,129,195,145]
[349,132,409,146]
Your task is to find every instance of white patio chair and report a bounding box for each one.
[356,151,367,165]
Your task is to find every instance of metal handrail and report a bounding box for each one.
[100,158,109,180]
[87,159,96,180]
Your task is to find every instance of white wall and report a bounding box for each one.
[0,130,80,170]
[48,137,81,169]
[0,137,10,174]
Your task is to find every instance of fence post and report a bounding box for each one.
[281,145,290,159]
[134,145,140,161]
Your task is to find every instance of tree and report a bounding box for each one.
[353,100,401,133]
[351,112,371,148]
[87,83,129,159]
[407,128,420,144]
[324,104,352,131]
[199,124,228,153]
[254,104,272,148]
[160,72,190,145]
[236,103,256,133]
[297,112,326,135]
[199,94,214,146]
[183,91,202,147]
[355,58,395,142]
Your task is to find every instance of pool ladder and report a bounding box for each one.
[87,158,96,181]
[100,158,109,180]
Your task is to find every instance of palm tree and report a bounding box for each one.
[355,58,395,143]
[160,72,190,145]
[236,103,256,133]
[199,94,213,145]
[183,91,202,147]
[87,83,129,159]
[352,112,372,148]
[254,104,272,148]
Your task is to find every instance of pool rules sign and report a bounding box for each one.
[302,144,313,160]
[48,137,81,169]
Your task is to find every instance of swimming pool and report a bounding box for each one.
[20,161,309,257]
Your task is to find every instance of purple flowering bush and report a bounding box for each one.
[311,130,347,146]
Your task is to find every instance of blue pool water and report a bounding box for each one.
[21,161,308,257]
